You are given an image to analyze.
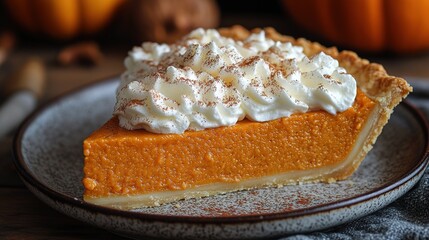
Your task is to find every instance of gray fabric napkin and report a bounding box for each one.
[282,77,429,240]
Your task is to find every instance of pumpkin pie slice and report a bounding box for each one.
[82,26,411,209]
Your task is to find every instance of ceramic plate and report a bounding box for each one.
[14,77,429,240]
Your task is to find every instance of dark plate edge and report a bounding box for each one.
[12,78,429,224]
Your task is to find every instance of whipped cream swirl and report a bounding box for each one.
[114,28,357,134]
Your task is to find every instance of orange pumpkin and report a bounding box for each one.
[5,0,125,39]
[282,0,429,53]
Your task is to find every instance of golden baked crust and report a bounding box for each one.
[220,25,411,104]
[220,25,411,99]
[220,25,412,176]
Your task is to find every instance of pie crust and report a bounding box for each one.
[83,26,411,209]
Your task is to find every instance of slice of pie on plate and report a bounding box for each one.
[82,26,411,209]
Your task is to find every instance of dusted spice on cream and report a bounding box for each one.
[114,28,357,134]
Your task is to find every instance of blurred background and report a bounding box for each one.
[1,0,429,103]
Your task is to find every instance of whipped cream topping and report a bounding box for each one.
[114,28,357,134]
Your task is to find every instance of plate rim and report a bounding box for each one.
[13,77,429,224]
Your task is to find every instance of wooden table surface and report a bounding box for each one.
[1,12,429,240]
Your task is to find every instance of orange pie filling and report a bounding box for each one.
[83,90,379,208]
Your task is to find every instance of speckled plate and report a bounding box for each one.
[14,77,429,240]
